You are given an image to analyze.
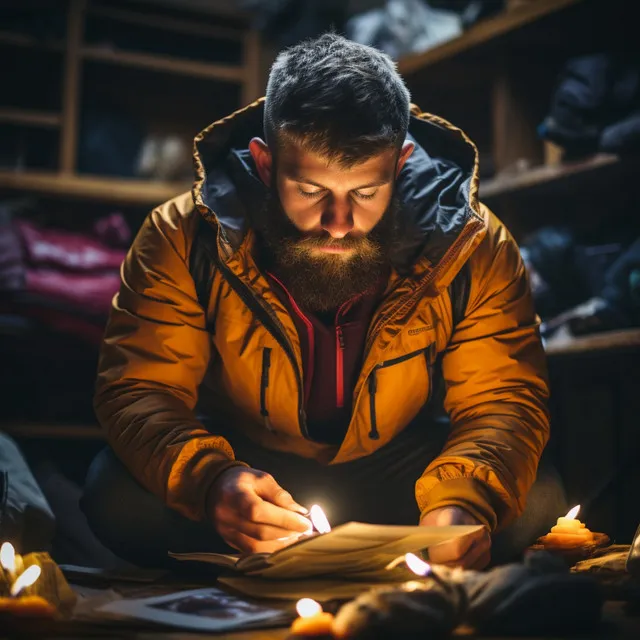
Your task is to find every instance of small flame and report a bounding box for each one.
[0,542,16,573]
[405,552,431,576]
[10,565,41,597]
[296,598,322,618]
[309,505,331,534]
[565,505,580,520]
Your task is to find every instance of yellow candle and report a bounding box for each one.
[540,505,594,547]
[290,598,334,636]
[0,595,55,617]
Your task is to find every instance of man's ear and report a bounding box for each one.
[249,137,272,185]
[395,140,415,177]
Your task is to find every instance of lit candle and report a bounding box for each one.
[0,560,55,620]
[540,505,594,548]
[0,542,18,585]
[309,505,331,534]
[10,565,41,597]
[290,598,334,637]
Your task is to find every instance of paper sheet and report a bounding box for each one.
[170,522,482,579]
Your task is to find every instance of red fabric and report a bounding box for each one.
[16,219,126,271]
[267,274,383,445]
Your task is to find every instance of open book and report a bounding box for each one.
[170,522,483,580]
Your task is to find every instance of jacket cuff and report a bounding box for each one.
[418,477,500,531]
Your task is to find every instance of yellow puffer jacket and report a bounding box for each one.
[95,100,550,532]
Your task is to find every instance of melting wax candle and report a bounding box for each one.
[290,598,334,637]
[541,505,594,547]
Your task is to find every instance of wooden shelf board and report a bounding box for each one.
[398,0,583,75]
[0,422,104,440]
[0,29,65,51]
[545,328,640,356]
[0,108,62,128]
[82,45,245,83]
[0,170,190,206]
[88,4,244,42]
[479,154,620,199]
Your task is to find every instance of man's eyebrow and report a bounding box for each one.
[288,175,391,190]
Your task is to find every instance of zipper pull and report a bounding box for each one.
[368,368,380,440]
[337,326,345,350]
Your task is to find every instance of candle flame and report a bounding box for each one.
[0,542,16,573]
[309,505,331,534]
[296,598,322,618]
[405,552,431,576]
[10,565,41,597]
[565,505,580,520]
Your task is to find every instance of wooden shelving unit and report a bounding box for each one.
[0,108,62,129]
[545,328,640,357]
[0,0,260,201]
[479,153,620,199]
[0,170,189,206]
[398,0,583,75]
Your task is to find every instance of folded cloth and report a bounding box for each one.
[0,434,55,553]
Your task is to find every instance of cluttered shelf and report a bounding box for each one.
[0,108,62,129]
[81,44,246,83]
[479,153,621,199]
[0,170,190,206]
[397,0,582,75]
[545,328,640,356]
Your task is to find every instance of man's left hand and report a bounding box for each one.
[420,506,491,570]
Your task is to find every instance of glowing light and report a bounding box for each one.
[296,598,322,618]
[565,505,580,520]
[10,565,41,597]
[309,505,331,534]
[405,552,431,576]
[0,542,16,574]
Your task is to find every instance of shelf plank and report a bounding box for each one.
[88,4,244,42]
[0,108,61,128]
[82,45,245,83]
[398,0,583,75]
[545,328,640,356]
[0,170,190,206]
[479,154,620,199]
[0,29,65,51]
[1,422,104,440]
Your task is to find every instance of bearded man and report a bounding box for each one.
[83,34,565,569]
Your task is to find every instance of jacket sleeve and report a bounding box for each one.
[94,201,246,522]
[415,209,550,532]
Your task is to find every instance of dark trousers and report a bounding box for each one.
[82,419,567,569]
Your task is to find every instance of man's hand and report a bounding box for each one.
[420,506,491,570]
[209,467,312,554]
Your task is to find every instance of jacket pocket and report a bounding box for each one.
[260,347,273,431]
[368,345,435,440]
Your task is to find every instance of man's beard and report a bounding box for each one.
[256,188,401,314]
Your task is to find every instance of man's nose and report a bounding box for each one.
[321,197,354,238]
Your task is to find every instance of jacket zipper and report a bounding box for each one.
[216,260,309,438]
[368,346,435,440]
[336,326,345,409]
[260,347,272,430]
[424,342,437,405]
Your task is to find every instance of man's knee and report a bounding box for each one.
[82,447,162,564]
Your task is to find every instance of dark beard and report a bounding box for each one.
[256,189,400,314]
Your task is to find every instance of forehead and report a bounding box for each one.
[276,141,397,184]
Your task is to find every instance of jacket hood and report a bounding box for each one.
[193,98,485,280]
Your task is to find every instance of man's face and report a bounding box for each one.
[273,142,399,260]
[250,138,413,312]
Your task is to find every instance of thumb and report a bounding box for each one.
[255,473,309,516]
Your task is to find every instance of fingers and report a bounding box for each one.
[428,527,490,567]
[454,530,492,570]
[238,492,312,534]
[255,473,309,515]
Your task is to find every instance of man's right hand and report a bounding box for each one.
[209,466,312,554]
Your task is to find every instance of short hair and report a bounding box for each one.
[264,33,411,167]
